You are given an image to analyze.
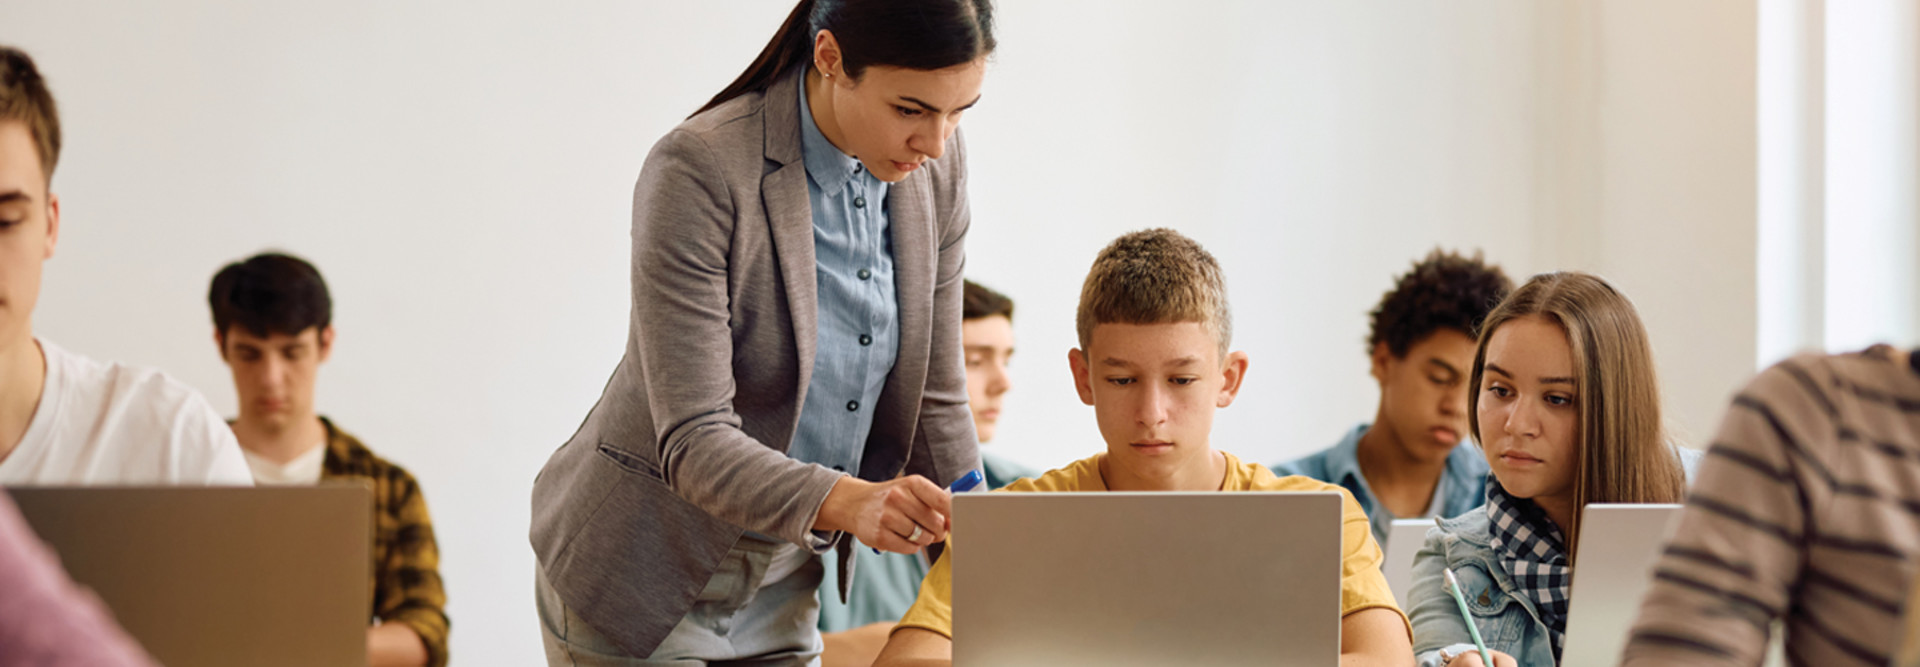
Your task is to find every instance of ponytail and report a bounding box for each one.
[694,0,817,117]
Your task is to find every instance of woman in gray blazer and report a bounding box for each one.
[530,0,996,664]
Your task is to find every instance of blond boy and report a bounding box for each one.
[873,229,1413,666]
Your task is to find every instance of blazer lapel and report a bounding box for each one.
[888,170,934,392]
[763,69,818,393]
[764,165,817,384]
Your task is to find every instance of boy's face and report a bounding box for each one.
[1370,328,1477,464]
[1068,322,1247,482]
[219,325,332,431]
[0,121,58,351]
[962,314,1014,443]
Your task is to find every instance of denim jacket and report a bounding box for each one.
[1406,506,1557,667]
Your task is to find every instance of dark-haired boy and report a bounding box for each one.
[0,46,250,486]
[1276,249,1512,547]
[874,229,1411,666]
[209,252,449,667]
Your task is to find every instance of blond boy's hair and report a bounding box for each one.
[1075,228,1232,358]
[0,47,60,182]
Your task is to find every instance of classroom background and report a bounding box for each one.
[7,0,1917,664]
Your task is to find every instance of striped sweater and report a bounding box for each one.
[1622,347,1920,666]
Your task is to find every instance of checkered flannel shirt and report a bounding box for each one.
[321,418,450,667]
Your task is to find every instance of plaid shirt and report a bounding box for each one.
[320,418,450,667]
[1485,480,1570,659]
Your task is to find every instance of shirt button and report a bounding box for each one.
[846,400,860,412]
[857,269,872,280]
[833,465,846,472]
[854,196,867,208]
[859,334,873,346]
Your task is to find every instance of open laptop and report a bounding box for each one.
[1559,503,1682,667]
[950,491,1343,667]
[1560,503,1788,667]
[1383,518,1436,609]
[9,485,372,667]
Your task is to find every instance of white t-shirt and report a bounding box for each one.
[242,442,325,485]
[0,339,253,486]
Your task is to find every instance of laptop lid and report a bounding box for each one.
[1559,503,1683,667]
[951,491,1343,667]
[10,485,372,667]
[1383,518,1435,609]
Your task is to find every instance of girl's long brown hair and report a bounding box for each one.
[1467,271,1686,560]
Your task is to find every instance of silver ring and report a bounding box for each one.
[906,525,924,543]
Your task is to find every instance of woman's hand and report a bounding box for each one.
[1439,648,1517,667]
[814,475,952,553]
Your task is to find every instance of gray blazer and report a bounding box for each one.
[529,67,980,657]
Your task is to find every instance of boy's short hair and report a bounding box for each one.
[0,46,61,182]
[962,280,1014,322]
[1075,228,1231,356]
[1367,248,1512,358]
[209,252,333,339]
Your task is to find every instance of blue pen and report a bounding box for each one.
[948,468,985,494]
[1443,568,1497,667]
[871,469,983,555]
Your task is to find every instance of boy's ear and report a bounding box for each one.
[43,192,59,260]
[1067,348,1095,406]
[1216,350,1250,408]
[317,325,336,362]
[1369,341,1392,386]
[213,328,228,361]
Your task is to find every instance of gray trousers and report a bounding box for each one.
[537,538,825,666]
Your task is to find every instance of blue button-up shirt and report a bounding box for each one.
[785,81,901,482]
[1273,422,1490,548]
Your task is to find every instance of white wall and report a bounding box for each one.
[1824,0,1920,352]
[1535,0,1759,446]
[3,2,1764,664]
[1757,0,1826,365]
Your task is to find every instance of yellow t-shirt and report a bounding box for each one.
[893,449,1407,639]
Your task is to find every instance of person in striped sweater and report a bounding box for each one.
[1623,345,1920,666]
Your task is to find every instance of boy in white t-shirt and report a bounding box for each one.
[0,46,250,486]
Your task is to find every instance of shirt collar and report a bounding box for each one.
[798,78,864,193]
[1328,423,1369,486]
[1334,422,1483,488]
[1443,437,1486,480]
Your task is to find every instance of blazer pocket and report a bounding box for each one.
[596,444,665,481]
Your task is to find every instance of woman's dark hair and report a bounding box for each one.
[209,252,333,339]
[962,280,1013,322]
[694,0,996,117]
